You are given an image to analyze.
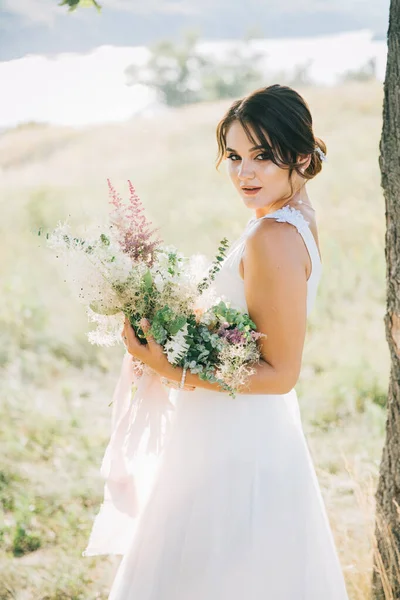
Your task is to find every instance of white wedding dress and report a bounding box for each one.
[100,206,350,599]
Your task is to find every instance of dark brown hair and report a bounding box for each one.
[215,84,327,199]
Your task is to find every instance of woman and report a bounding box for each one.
[108,84,350,599]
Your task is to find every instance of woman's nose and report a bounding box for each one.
[237,161,255,179]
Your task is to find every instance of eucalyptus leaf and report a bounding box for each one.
[142,269,153,291]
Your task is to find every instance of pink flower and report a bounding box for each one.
[107,179,162,266]
[194,307,205,323]
[250,330,265,341]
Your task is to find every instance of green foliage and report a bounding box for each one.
[126,31,207,107]
[339,58,377,83]
[125,32,265,107]
[58,0,101,13]
[197,238,229,293]
[150,306,188,344]
[210,300,257,332]
[179,317,224,379]
[200,44,266,101]
[0,470,20,512]
[12,523,42,557]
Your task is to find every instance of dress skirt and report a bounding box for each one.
[107,385,349,600]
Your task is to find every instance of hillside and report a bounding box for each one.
[0,80,390,598]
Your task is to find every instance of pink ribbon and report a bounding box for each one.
[82,352,175,556]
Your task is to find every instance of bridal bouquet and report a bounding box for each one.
[40,180,265,397]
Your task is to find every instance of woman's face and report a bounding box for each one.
[224,120,303,212]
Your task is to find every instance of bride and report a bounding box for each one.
[88,84,350,599]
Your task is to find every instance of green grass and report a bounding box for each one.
[0,80,389,598]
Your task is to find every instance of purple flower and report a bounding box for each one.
[218,326,246,345]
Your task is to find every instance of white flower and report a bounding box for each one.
[164,324,190,365]
[86,307,125,346]
[153,272,165,293]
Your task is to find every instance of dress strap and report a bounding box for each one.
[248,206,322,282]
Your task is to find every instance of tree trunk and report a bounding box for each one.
[372,1,400,598]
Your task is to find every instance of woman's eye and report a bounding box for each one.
[226,153,271,161]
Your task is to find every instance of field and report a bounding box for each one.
[0,80,389,598]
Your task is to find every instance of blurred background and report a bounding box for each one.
[0,0,390,598]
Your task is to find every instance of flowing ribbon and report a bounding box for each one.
[82,351,175,556]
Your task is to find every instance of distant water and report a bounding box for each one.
[0,30,386,128]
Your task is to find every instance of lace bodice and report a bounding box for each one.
[212,206,323,318]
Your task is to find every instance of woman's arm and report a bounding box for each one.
[161,358,287,394]
[161,219,309,395]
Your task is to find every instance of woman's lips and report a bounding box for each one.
[241,187,262,195]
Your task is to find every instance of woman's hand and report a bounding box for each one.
[121,316,165,373]
[121,317,195,391]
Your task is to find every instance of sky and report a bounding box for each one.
[0,0,390,60]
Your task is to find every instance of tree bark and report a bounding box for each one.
[372,1,400,598]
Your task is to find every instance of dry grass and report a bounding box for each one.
[0,79,392,598]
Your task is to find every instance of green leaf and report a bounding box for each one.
[142,269,153,292]
[59,0,101,12]
[154,305,173,325]
[151,322,167,345]
[169,315,187,335]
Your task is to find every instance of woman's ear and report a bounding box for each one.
[298,154,312,172]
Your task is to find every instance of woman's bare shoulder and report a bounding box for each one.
[244,216,307,271]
